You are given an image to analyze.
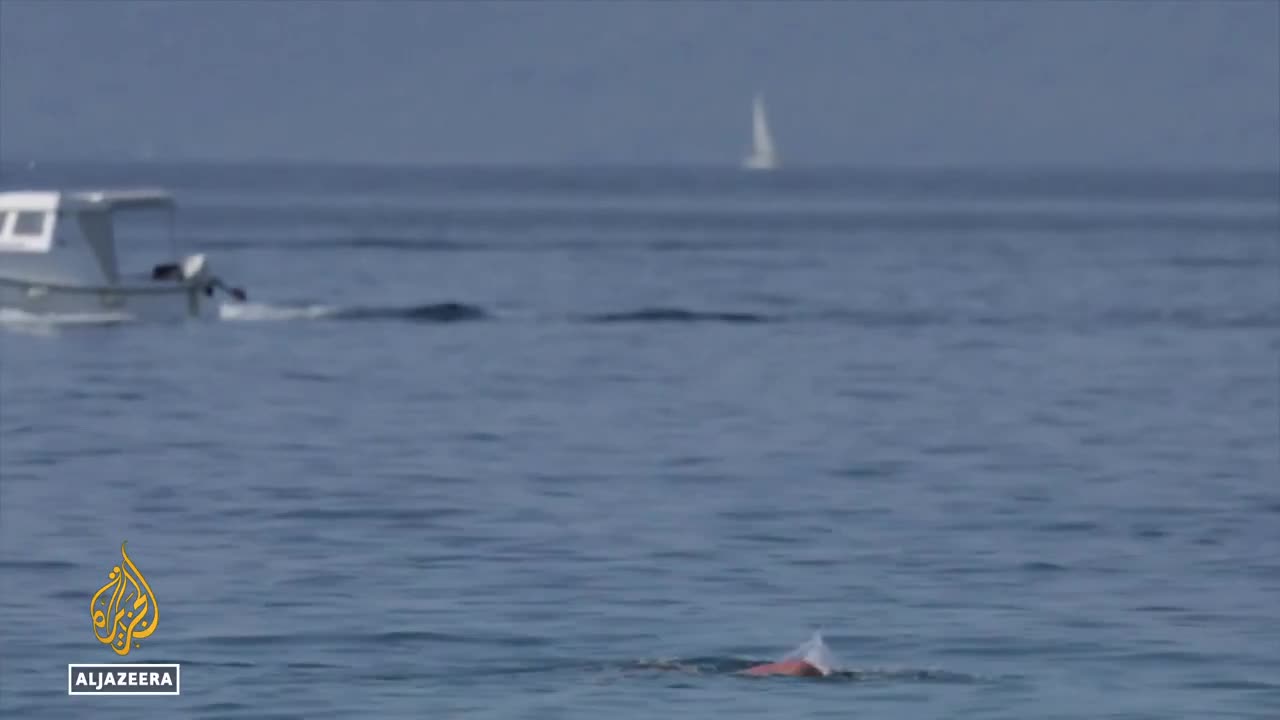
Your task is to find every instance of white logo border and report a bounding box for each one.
[67,663,181,696]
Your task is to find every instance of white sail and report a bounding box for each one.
[743,93,778,170]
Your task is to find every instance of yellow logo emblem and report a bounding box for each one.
[91,542,158,656]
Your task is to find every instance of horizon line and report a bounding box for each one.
[2,156,1278,177]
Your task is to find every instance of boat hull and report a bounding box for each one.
[0,276,214,322]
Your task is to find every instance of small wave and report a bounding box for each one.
[331,302,490,323]
[584,307,774,324]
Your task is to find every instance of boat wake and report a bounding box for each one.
[0,308,136,329]
[216,301,781,325]
[217,301,491,323]
[15,300,1265,331]
[582,307,775,324]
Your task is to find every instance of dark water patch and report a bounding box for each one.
[254,486,313,502]
[625,657,756,675]
[0,559,77,572]
[458,431,504,444]
[830,668,987,684]
[1037,520,1100,534]
[729,531,796,545]
[816,308,956,328]
[280,369,340,384]
[191,702,253,714]
[790,557,844,568]
[1132,525,1169,540]
[330,302,490,323]
[1167,255,1279,269]
[1180,679,1279,691]
[719,507,800,523]
[0,423,41,436]
[201,235,481,252]
[1020,561,1068,573]
[835,460,911,479]
[584,307,774,324]
[1134,605,1189,613]
[642,238,798,252]
[196,633,301,649]
[649,547,718,562]
[1059,616,1126,631]
[320,236,476,252]
[354,670,427,683]
[364,630,476,646]
[1109,650,1212,665]
[841,387,911,402]
[270,506,469,523]
[263,599,310,609]
[133,502,191,514]
[939,638,1106,659]
[661,454,715,468]
[278,570,359,586]
[199,234,813,253]
[194,630,473,650]
[60,388,147,403]
[923,442,989,457]
[1094,308,1280,331]
[405,551,477,565]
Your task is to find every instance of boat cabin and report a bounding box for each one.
[0,189,178,288]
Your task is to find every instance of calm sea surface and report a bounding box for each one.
[1,162,1278,718]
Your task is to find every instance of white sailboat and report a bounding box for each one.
[742,93,779,170]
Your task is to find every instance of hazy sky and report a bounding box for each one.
[1,0,1277,168]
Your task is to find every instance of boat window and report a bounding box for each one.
[11,211,47,237]
[0,212,8,233]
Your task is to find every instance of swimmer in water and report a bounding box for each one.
[738,631,836,678]
[740,658,824,677]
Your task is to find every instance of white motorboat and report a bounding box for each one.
[0,188,246,321]
[742,93,779,171]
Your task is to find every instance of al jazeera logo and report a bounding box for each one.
[68,542,180,696]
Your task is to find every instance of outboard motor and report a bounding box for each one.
[161,253,248,302]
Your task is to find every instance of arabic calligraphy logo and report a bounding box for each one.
[91,542,158,656]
